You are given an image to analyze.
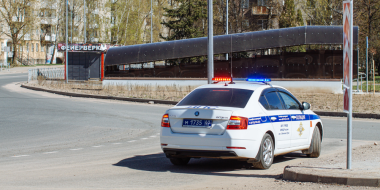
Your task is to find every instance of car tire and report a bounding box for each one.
[252,133,274,169]
[169,157,190,165]
[308,127,321,158]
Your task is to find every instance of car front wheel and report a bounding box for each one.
[308,127,321,158]
[252,133,274,169]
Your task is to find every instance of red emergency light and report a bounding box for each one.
[212,77,232,82]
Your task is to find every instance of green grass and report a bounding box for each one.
[14,65,36,67]
[35,64,64,66]
[353,82,380,92]
[12,63,64,68]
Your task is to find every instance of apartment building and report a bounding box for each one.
[0,0,112,65]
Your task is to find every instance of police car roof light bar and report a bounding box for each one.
[212,77,232,84]
[246,78,272,86]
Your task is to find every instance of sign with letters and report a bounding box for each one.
[57,43,110,52]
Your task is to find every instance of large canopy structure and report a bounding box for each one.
[105,26,358,66]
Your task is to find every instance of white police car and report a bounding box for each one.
[160,78,323,169]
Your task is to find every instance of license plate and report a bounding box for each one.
[182,119,213,128]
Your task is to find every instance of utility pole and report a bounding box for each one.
[207,0,214,84]
[150,0,153,68]
[373,59,375,94]
[357,43,359,91]
[366,36,368,93]
[66,0,69,83]
[225,0,228,60]
[150,0,153,44]
[71,0,73,43]
[84,0,86,43]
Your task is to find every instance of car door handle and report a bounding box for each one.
[270,117,277,121]
[291,116,297,119]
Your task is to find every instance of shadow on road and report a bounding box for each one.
[113,152,304,178]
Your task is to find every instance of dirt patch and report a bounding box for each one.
[26,80,380,114]
[295,143,380,174]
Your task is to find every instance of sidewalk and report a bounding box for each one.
[284,143,380,187]
[0,65,63,75]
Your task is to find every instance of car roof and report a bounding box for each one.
[196,82,284,92]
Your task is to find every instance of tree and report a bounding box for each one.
[301,0,342,26]
[354,0,380,75]
[0,0,37,66]
[109,0,169,45]
[296,9,303,25]
[160,0,207,41]
[279,0,297,28]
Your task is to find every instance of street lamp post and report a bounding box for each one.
[207,0,214,84]
[84,0,86,43]
[226,0,228,61]
[66,0,69,83]
[150,0,153,44]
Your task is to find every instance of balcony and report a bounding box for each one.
[40,34,56,43]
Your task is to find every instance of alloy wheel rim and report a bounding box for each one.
[262,138,273,165]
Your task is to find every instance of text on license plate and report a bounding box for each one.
[182,119,213,128]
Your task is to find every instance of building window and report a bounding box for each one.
[111,12,115,24]
[26,43,29,52]
[258,0,268,6]
[242,0,249,9]
[258,19,268,30]
[243,20,250,28]
[32,43,34,52]
[41,45,44,52]
[36,44,39,52]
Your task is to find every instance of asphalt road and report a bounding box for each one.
[1,73,379,190]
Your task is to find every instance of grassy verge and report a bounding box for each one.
[35,64,64,66]
[353,81,380,92]
[13,64,64,68]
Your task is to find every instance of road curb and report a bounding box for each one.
[21,84,178,105]
[314,111,380,120]
[283,166,380,187]
[21,84,380,119]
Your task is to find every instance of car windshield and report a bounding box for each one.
[177,88,253,108]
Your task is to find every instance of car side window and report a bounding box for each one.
[278,92,301,110]
[259,95,270,109]
[264,91,284,110]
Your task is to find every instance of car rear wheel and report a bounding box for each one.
[252,133,274,169]
[169,157,190,165]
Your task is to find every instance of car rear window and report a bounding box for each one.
[177,88,253,108]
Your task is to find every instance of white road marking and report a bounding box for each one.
[156,133,160,135]
[92,145,104,148]
[127,140,136,143]
[43,151,58,154]
[113,143,122,145]
[70,148,83,151]
[150,136,156,138]
[11,155,29,158]
[141,138,148,140]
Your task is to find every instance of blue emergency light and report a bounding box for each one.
[246,78,271,82]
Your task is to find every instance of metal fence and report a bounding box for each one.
[28,68,65,82]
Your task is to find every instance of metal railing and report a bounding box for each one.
[28,68,65,82]
[353,72,366,92]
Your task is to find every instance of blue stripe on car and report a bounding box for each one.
[248,114,319,126]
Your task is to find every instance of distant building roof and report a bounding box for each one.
[105,26,358,66]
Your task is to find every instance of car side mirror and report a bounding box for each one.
[302,102,311,110]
